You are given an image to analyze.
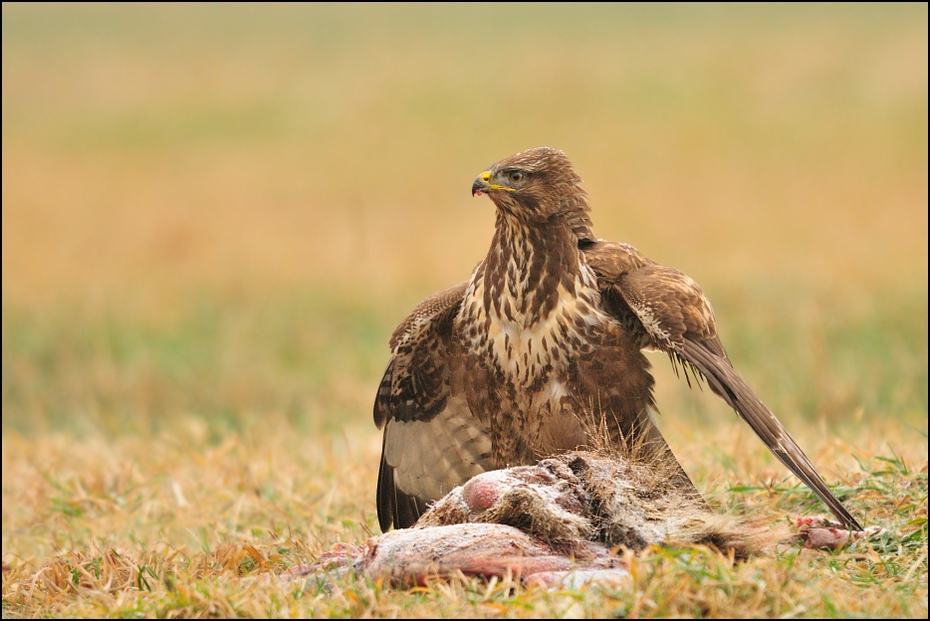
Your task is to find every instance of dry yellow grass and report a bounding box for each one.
[2,419,925,617]
[2,3,927,618]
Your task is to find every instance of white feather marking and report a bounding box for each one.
[636,303,671,343]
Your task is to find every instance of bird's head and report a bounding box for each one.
[472,146,594,241]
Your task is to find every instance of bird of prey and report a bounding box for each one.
[373,146,861,533]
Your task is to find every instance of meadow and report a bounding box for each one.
[2,3,927,617]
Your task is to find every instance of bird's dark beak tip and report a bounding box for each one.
[471,179,486,197]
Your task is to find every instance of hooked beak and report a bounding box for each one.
[472,170,515,197]
[471,171,492,197]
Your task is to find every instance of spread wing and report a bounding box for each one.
[583,241,862,530]
[373,282,493,532]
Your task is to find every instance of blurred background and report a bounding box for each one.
[2,3,927,450]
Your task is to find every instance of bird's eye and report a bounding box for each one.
[509,171,524,183]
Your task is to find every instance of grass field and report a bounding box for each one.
[2,3,927,618]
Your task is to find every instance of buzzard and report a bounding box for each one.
[373,146,861,533]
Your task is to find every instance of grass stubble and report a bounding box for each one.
[2,4,927,618]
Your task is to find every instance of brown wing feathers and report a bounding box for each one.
[674,338,862,530]
[374,282,494,530]
[603,258,862,530]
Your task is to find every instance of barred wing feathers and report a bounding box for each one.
[584,241,862,531]
[373,283,493,531]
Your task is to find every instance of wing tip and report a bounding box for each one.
[376,452,395,533]
[376,450,429,532]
